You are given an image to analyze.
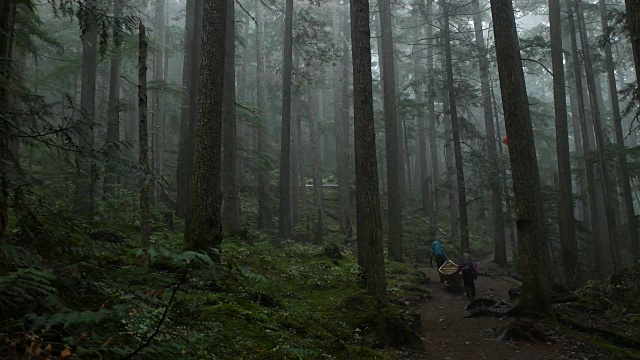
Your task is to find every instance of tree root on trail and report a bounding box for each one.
[507,287,579,304]
[496,319,547,343]
[555,312,640,350]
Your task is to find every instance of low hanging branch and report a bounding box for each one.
[120,268,189,360]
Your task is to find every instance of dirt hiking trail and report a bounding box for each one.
[415,257,630,360]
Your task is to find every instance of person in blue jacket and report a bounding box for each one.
[430,241,449,282]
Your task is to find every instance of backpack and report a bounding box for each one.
[461,256,473,274]
[432,241,444,257]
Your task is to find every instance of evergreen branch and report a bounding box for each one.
[236,0,257,25]
[521,58,554,76]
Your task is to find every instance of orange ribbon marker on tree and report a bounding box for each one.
[503,137,509,146]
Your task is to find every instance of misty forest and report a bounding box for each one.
[1,0,640,358]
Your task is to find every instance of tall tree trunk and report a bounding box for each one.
[565,37,589,225]
[76,0,98,216]
[152,0,166,202]
[342,8,352,239]
[443,1,470,252]
[332,1,351,238]
[176,0,203,217]
[125,85,139,161]
[0,0,15,235]
[256,0,270,228]
[491,80,517,260]
[378,0,403,262]
[549,0,577,285]
[349,0,387,305]
[104,0,123,198]
[291,52,301,226]
[576,0,622,271]
[472,0,506,265]
[600,0,639,263]
[426,0,438,229]
[138,22,150,268]
[184,0,226,256]
[440,28,459,245]
[309,83,324,244]
[489,0,552,315]
[278,0,293,238]
[222,0,240,235]
[342,7,351,158]
[567,3,604,279]
[413,24,432,221]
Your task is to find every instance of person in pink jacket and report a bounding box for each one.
[454,252,478,300]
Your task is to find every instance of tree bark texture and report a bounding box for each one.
[599,0,639,263]
[309,84,324,245]
[184,0,226,256]
[377,0,403,262]
[76,0,98,216]
[426,0,438,228]
[472,0,506,266]
[332,1,351,238]
[222,0,240,235]
[489,0,553,315]
[413,24,432,222]
[576,0,622,271]
[566,4,604,279]
[152,0,166,201]
[549,0,577,286]
[349,0,387,305]
[0,0,15,235]
[138,22,150,268]
[104,0,123,198]
[278,0,294,238]
[256,0,271,229]
[491,81,518,260]
[443,1,470,252]
[176,0,203,217]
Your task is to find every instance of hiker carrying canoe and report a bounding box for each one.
[430,241,449,271]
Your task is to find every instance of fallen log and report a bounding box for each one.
[556,312,640,349]
[551,293,579,304]
[507,287,579,304]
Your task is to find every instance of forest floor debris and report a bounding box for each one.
[414,258,640,359]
